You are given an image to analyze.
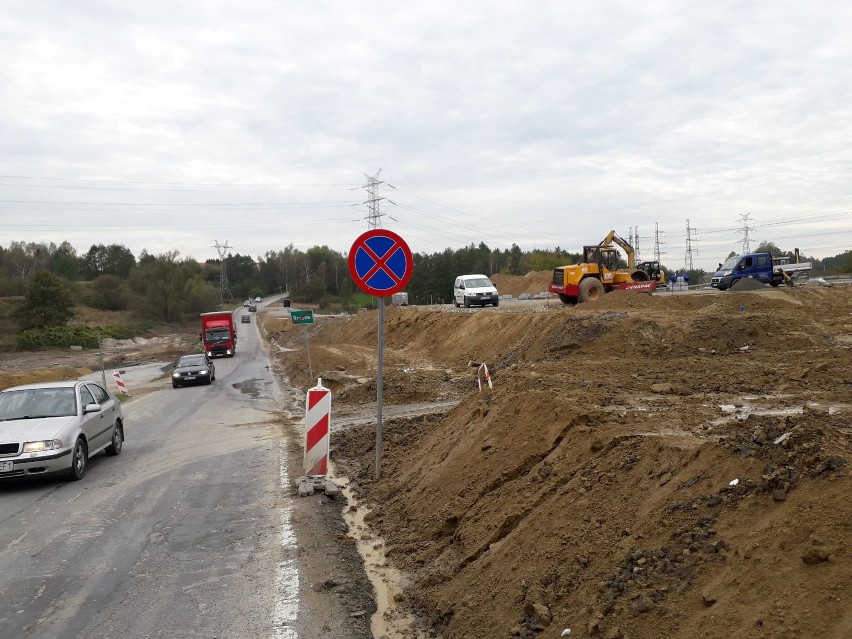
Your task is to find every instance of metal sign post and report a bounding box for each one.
[302,327,313,383]
[98,332,107,389]
[289,310,315,384]
[348,229,413,479]
[376,301,384,477]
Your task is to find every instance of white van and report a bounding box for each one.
[453,274,499,308]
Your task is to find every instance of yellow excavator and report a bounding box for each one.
[548,230,657,305]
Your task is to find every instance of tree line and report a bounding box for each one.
[1,239,850,332]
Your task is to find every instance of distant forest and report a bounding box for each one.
[1,239,850,316]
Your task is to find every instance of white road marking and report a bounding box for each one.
[273,441,299,639]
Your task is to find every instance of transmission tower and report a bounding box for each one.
[653,222,663,262]
[634,226,641,261]
[361,169,385,229]
[738,213,755,253]
[684,219,697,271]
[212,240,233,303]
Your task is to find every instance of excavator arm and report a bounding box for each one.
[599,230,635,269]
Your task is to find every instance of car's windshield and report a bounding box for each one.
[178,356,206,367]
[0,388,77,421]
[464,278,493,288]
[720,257,739,270]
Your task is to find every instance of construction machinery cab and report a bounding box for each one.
[637,260,663,282]
[583,245,622,272]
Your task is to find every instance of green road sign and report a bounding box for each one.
[290,309,314,325]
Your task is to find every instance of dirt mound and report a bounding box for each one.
[491,271,553,298]
[266,285,852,639]
[335,406,850,639]
[730,277,769,291]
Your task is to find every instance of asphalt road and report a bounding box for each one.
[0,311,293,639]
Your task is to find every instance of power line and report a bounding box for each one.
[671,209,851,238]
[0,216,361,231]
[0,199,355,207]
[0,174,359,188]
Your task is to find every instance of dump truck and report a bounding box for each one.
[548,230,656,304]
[199,311,237,357]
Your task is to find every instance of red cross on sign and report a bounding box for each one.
[348,229,413,296]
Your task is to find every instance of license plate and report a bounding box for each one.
[185,375,195,380]
[0,461,14,473]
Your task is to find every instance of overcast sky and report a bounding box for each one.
[2,0,851,272]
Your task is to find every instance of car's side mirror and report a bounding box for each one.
[84,403,101,414]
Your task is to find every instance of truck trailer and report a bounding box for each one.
[200,311,237,357]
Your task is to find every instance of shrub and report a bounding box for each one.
[16,325,136,350]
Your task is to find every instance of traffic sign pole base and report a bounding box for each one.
[296,475,340,497]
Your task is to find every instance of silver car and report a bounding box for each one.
[0,380,124,481]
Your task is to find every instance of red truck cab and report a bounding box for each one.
[199,311,237,357]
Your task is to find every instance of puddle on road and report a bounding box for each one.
[332,474,432,639]
[232,378,270,399]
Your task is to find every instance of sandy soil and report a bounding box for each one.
[265,280,852,639]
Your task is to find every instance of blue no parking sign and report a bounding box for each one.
[347,228,413,480]
[348,229,413,296]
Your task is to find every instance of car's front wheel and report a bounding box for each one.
[106,423,123,456]
[68,437,88,481]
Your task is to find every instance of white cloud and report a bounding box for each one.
[1,0,851,271]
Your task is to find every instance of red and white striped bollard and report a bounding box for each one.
[112,371,129,395]
[304,378,331,476]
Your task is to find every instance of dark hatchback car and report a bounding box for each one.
[172,354,216,388]
[241,314,250,323]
